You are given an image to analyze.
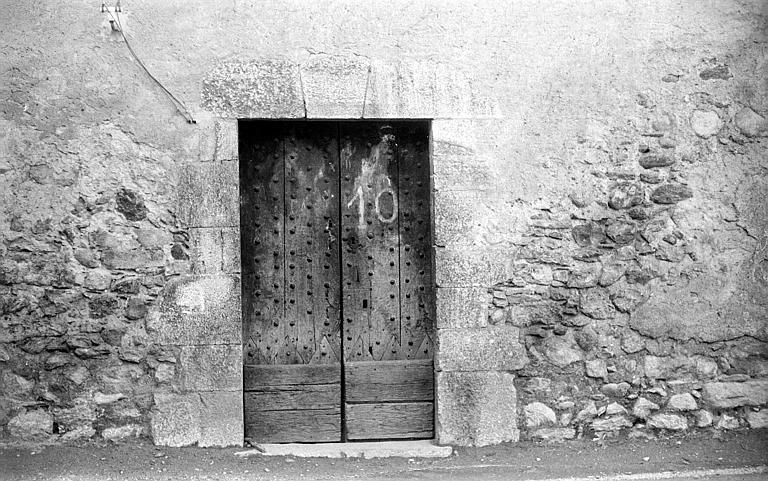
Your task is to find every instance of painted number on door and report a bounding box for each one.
[346,185,398,230]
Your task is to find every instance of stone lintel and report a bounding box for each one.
[201,59,305,119]
[201,57,501,120]
[365,60,502,119]
[300,54,368,118]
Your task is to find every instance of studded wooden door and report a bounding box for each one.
[240,121,434,443]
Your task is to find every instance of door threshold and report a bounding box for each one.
[235,440,452,459]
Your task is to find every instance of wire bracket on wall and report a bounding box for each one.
[101,2,196,124]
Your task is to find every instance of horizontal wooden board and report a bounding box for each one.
[345,402,433,440]
[345,359,434,403]
[245,408,341,443]
[244,384,339,411]
[244,363,341,390]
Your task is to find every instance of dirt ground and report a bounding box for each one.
[1,430,767,481]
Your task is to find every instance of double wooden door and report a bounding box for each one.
[240,121,434,443]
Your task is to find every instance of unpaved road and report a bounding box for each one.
[1,430,766,480]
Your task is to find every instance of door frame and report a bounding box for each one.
[171,55,522,448]
[239,120,436,443]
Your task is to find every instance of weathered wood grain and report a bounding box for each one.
[245,408,341,443]
[284,122,341,364]
[240,122,286,365]
[397,122,435,360]
[345,359,434,403]
[242,121,435,442]
[244,384,339,411]
[244,363,340,389]
[340,123,402,362]
[345,402,434,440]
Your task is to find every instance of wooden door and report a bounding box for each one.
[240,121,434,443]
[339,123,435,440]
[241,122,342,443]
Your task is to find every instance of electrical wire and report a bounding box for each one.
[104,3,196,123]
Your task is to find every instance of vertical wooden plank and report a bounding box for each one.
[284,122,341,365]
[240,122,285,365]
[397,122,435,360]
[241,123,343,443]
[340,123,402,362]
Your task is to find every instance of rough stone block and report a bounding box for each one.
[629,287,766,343]
[195,112,218,162]
[434,190,525,246]
[301,54,368,118]
[201,59,304,118]
[178,344,242,392]
[667,393,698,411]
[146,275,241,345]
[7,409,53,438]
[102,247,165,271]
[702,380,768,408]
[431,119,521,192]
[647,413,688,431]
[437,326,528,371]
[189,227,222,275]
[177,161,239,228]
[435,288,489,329]
[199,391,243,447]
[735,107,768,137]
[214,118,238,162]
[365,60,501,119]
[540,331,584,368]
[221,226,241,274]
[150,393,201,447]
[434,247,510,287]
[196,115,239,162]
[524,402,556,428]
[747,410,768,429]
[437,371,519,446]
[189,227,240,275]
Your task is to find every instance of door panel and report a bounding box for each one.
[241,122,342,443]
[242,121,433,443]
[339,122,402,362]
[241,123,285,367]
[283,123,341,365]
[339,123,434,440]
[396,123,435,361]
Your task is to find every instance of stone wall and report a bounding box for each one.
[1,0,767,446]
[496,86,768,439]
